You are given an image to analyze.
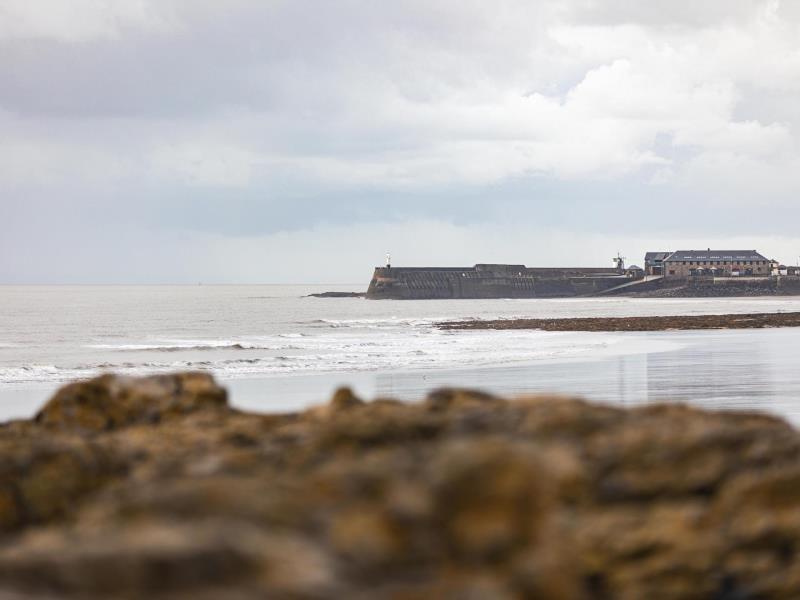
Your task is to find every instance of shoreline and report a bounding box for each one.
[2,325,799,422]
[438,311,800,332]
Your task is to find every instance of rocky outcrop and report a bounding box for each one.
[35,372,228,432]
[439,312,800,332]
[306,291,366,298]
[2,374,800,598]
[436,312,800,331]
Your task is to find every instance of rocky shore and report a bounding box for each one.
[439,311,800,332]
[3,372,800,598]
[307,291,366,298]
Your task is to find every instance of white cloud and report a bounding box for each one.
[10,218,797,284]
[0,0,173,42]
[175,223,800,284]
[0,138,131,189]
[2,0,800,281]
[150,142,262,187]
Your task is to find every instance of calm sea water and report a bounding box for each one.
[2,285,800,422]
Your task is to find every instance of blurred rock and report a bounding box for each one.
[1,373,800,598]
[35,372,228,433]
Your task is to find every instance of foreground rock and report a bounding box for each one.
[2,373,800,598]
[439,311,800,332]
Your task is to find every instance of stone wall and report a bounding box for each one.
[366,265,627,299]
[601,276,688,296]
[619,276,800,297]
[688,277,800,295]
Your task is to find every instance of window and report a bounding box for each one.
[669,270,676,275]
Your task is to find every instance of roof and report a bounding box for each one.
[664,250,767,262]
[644,252,671,262]
[627,265,643,270]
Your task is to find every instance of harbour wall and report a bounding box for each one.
[608,276,800,297]
[366,264,628,299]
[684,276,800,296]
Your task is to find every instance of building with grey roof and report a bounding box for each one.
[662,250,769,278]
[644,252,671,276]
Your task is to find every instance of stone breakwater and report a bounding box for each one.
[366,265,627,299]
[3,373,800,598]
[439,311,800,332]
[616,277,800,298]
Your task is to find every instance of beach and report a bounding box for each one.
[3,285,800,422]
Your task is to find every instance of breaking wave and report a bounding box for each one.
[86,340,305,352]
[0,328,681,387]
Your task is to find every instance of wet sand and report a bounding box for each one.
[439,311,800,331]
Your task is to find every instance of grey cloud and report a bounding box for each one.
[0,1,573,118]
[1,0,799,282]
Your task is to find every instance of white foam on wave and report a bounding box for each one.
[310,316,463,329]
[0,365,91,385]
[85,339,305,352]
[2,328,686,386]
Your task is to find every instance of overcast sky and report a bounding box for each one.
[1,0,799,283]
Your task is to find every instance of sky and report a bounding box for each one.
[1,0,799,283]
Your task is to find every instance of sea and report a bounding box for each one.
[2,285,800,424]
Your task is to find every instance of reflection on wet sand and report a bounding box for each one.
[376,328,800,424]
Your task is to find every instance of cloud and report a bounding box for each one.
[0,0,173,42]
[1,0,800,281]
[565,0,769,28]
[5,217,799,284]
[150,142,261,187]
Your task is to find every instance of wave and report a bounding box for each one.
[5,330,669,386]
[0,356,274,385]
[304,315,542,330]
[307,317,444,329]
[86,341,304,352]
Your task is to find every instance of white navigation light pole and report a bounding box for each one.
[386,252,391,269]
